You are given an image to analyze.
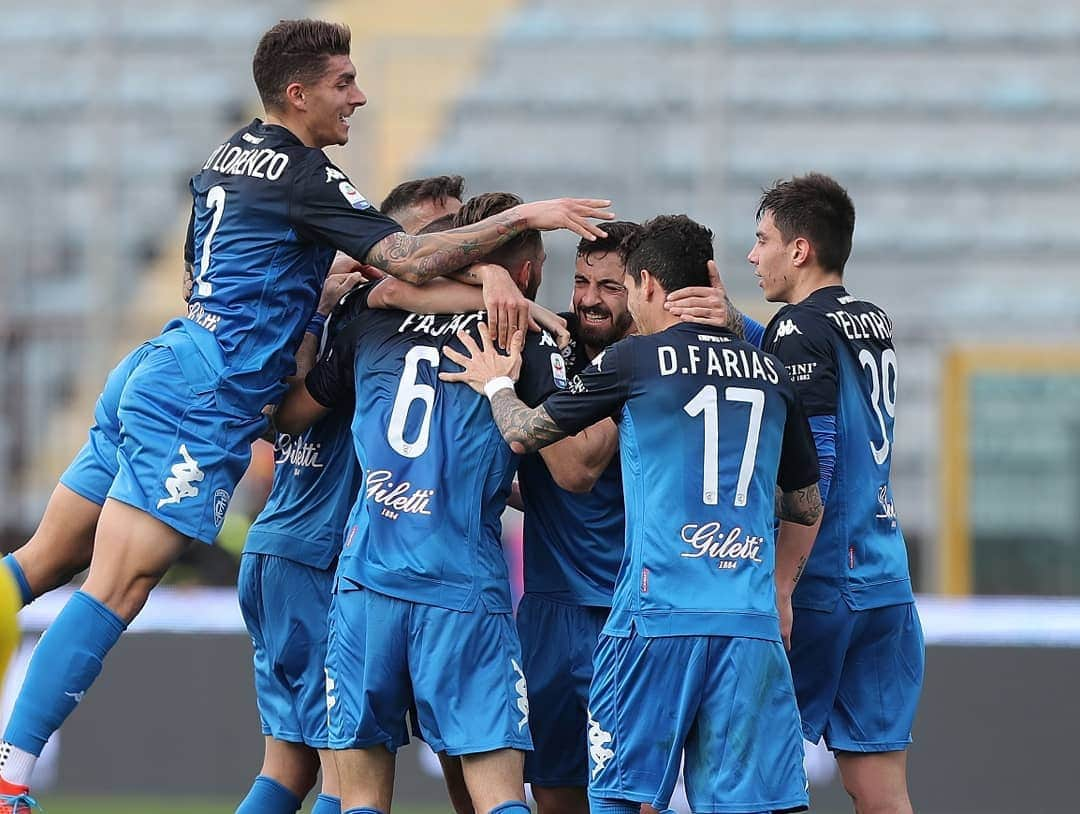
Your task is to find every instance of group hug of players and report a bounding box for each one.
[0,18,923,814]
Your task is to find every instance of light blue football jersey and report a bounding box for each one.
[306,288,562,612]
[544,323,819,641]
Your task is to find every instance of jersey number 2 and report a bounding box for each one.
[196,185,226,297]
[387,346,440,458]
[683,386,764,507]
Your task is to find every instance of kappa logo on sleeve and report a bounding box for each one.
[325,166,346,183]
[338,181,371,210]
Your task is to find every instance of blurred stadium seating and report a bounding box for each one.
[4,1,1079,588]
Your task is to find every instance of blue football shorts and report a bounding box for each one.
[238,551,335,748]
[588,629,808,814]
[516,593,607,787]
[325,582,534,756]
[60,333,263,543]
[788,600,924,752]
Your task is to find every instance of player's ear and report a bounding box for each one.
[791,236,812,268]
[283,82,307,111]
[640,268,656,298]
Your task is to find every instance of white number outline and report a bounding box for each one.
[683,385,764,507]
[387,346,440,458]
[197,185,226,297]
[859,348,897,465]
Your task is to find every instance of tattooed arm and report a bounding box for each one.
[488,392,569,455]
[364,198,613,286]
[773,482,824,650]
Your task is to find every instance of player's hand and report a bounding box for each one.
[318,269,367,315]
[776,589,794,651]
[513,198,615,242]
[529,303,570,349]
[182,262,195,303]
[440,322,524,393]
[664,260,730,326]
[478,264,532,350]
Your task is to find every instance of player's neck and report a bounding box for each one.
[789,269,843,305]
[263,111,317,148]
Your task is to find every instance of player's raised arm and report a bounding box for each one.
[364,198,614,286]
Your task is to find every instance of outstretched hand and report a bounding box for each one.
[664,259,731,326]
[440,323,524,394]
[514,198,615,242]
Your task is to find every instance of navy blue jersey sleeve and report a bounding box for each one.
[777,381,821,492]
[542,341,631,436]
[304,283,378,407]
[516,329,565,408]
[764,308,838,416]
[289,155,404,261]
[183,203,196,265]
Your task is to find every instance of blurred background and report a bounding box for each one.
[2,0,1079,811]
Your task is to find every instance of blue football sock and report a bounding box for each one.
[235,774,301,814]
[3,590,125,754]
[488,803,530,814]
[311,794,341,814]
[342,809,385,814]
[2,555,33,607]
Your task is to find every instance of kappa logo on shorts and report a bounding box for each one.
[325,669,338,716]
[587,709,615,779]
[157,444,205,509]
[510,659,529,731]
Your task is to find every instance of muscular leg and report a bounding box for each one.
[318,748,340,800]
[836,750,913,814]
[534,785,587,814]
[437,752,476,814]
[80,500,190,622]
[0,500,189,790]
[260,737,321,797]
[10,484,100,600]
[335,745,395,812]
[460,748,526,813]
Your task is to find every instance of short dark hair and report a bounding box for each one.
[253,19,351,111]
[380,175,466,219]
[416,213,456,234]
[576,221,641,263]
[453,192,541,266]
[756,173,855,275]
[622,215,712,292]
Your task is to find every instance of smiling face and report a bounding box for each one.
[747,210,799,303]
[300,54,366,148]
[573,249,633,352]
